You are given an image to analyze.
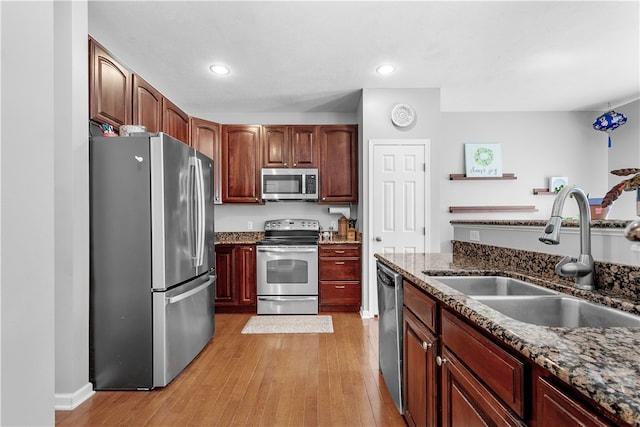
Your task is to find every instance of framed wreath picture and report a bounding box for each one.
[464,143,503,177]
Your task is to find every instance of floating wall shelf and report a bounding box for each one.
[449,173,517,181]
[449,205,538,213]
[533,188,557,195]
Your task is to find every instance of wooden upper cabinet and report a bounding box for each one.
[318,125,358,204]
[262,125,318,168]
[290,125,318,168]
[89,38,132,130]
[221,125,262,203]
[132,74,162,133]
[262,126,288,168]
[162,97,189,144]
[190,117,222,204]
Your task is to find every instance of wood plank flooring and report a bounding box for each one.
[56,313,406,427]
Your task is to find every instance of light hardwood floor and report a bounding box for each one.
[56,313,407,427]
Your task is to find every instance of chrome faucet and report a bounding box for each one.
[539,186,595,290]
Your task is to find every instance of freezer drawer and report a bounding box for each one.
[153,274,215,387]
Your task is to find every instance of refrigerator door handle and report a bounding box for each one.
[194,157,205,267]
[167,275,216,305]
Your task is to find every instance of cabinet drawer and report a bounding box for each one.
[536,377,611,427]
[319,258,361,280]
[441,310,525,417]
[319,245,360,258]
[403,280,438,334]
[320,281,361,303]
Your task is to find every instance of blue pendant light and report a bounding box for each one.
[593,109,628,147]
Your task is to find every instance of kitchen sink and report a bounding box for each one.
[429,276,559,296]
[473,296,640,328]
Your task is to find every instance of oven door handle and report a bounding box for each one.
[257,247,317,253]
[258,296,318,302]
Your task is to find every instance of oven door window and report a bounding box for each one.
[266,259,308,284]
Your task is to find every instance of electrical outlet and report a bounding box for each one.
[470,230,480,242]
[330,221,337,230]
[247,221,253,230]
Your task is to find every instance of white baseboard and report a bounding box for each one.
[55,382,95,410]
[360,309,375,319]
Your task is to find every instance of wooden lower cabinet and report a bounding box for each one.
[214,244,256,313]
[402,279,630,427]
[319,244,361,312]
[403,307,439,427]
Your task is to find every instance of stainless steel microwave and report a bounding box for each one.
[261,168,318,201]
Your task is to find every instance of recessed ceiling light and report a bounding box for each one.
[209,64,231,75]
[376,64,395,74]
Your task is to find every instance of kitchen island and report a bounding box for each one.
[376,247,640,426]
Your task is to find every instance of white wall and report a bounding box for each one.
[1,2,56,425]
[53,0,93,410]
[437,110,609,252]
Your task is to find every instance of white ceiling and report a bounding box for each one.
[88,1,640,116]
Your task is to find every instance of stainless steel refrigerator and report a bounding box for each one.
[90,132,216,390]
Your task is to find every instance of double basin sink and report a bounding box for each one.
[429,275,640,328]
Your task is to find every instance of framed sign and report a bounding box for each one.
[465,144,502,177]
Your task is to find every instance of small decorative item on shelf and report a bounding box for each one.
[464,143,502,177]
[550,176,569,193]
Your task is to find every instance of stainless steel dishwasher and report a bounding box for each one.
[376,260,404,414]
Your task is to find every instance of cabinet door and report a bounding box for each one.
[214,245,235,305]
[290,125,318,168]
[162,97,189,144]
[262,126,289,168]
[89,39,131,130]
[536,377,611,427]
[132,74,162,133]
[236,245,256,306]
[190,117,222,204]
[440,347,525,427]
[403,308,438,427]
[319,125,358,203]
[221,125,262,203]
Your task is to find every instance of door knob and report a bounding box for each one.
[375,236,382,242]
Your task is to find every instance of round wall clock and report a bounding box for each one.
[391,104,415,127]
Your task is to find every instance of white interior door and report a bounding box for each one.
[368,140,429,316]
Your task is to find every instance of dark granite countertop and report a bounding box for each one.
[375,252,640,426]
[450,219,632,229]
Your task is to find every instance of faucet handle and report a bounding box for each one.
[555,255,592,278]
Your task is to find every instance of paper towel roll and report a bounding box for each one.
[328,206,350,218]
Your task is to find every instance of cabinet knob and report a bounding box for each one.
[436,355,448,366]
[293,163,297,167]
[284,163,288,166]
[335,261,345,265]
[422,341,432,351]
[335,285,345,289]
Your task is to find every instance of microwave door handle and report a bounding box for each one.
[301,174,306,194]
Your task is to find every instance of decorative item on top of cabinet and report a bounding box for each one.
[214,244,256,313]
[262,125,318,168]
[221,125,262,203]
[132,74,162,133]
[89,38,132,131]
[162,97,189,144]
[318,244,361,312]
[319,125,358,204]
[190,117,222,204]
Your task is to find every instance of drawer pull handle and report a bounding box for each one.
[335,261,345,265]
[334,250,345,254]
[422,341,432,351]
[335,285,346,289]
[436,356,448,366]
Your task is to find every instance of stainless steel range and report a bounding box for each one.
[256,219,320,315]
